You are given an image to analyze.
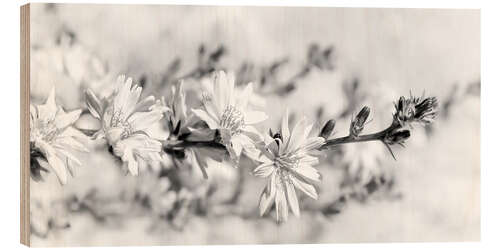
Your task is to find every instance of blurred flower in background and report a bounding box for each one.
[31,29,111,110]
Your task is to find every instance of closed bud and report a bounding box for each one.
[350,106,370,137]
[319,119,336,139]
[384,129,411,145]
[394,96,415,125]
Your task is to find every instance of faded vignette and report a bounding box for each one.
[28,3,479,246]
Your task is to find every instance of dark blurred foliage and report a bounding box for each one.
[322,174,403,217]
[139,42,336,100]
[425,79,480,135]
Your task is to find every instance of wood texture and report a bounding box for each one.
[20,3,30,247]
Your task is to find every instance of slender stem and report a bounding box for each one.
[320,123,399,150]
[164,140,226,151]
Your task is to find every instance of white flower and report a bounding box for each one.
[30,38,109,104]
[254,110,324,222]
[85,75,166,176]
[30,88,88,184]
[192,71,267,162]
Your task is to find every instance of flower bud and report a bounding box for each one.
[350,106,370,137]
[394,96,415,125]
[319,119,336,139]
[414,96,438,124]
[394,94,438,126]
[384,129,411,145]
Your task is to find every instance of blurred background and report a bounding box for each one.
[29,3,480,246]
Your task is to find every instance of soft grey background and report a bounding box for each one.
[29,3,479,246]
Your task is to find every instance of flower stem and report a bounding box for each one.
[164,140,226,151]
[320,123,399,150]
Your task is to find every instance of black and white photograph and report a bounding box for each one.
[21,2,480,247]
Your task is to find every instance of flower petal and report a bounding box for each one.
[37,88,58,122]
[231,137,244,159]
[226,72,236,106]
[52,136,89,152]
[105,127,125,146]
[30,104,37,127]
[285,179,300,217]
[191,109,219,129]
[202,98,220,120]
[85,89,103,119]
[123,148,139,176]
[300,137,325,152]
[120,134,162,152]
[233,133,259,158]
[61,126,89,140]
[214,71,229,111]
[38,141,67,185]
[47,153,68,185]
[267,139,280,157]
[128,110,164,132]
[123,84,143,117]
[113,75,132,112]
[55,109,82,130]
[242,125,263,142]
[296,164,321,182]
[55,147,82,167]
[245,111,268,125]
[299,155,320,165]
[281,109,290,146]
[286,117,308,153]
[254,162,275,178]
[259,175,277,216]
[290,175,318,199]
[133,96,156,114]
[201,77,215,97]
[237,82,253,109]
[275,183,289,222]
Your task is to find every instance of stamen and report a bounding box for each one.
[109,108,133,138]
[37,120,59,142]
[220,105,245,135]
[275,156,300,170]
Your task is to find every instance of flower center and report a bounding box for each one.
[35,120,59,142]
[275,156,300,170]
[402,104,415,120]
[220,105,245,135]
[108,108,133,138]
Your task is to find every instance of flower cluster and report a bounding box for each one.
[30,70,438,223]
